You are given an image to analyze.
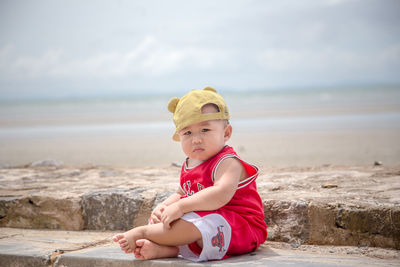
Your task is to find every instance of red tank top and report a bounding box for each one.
[179,146,267,252]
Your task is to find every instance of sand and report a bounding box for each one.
[1,127,399,168]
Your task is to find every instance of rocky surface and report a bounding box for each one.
[82,187,154,230]
[0,164,399,250]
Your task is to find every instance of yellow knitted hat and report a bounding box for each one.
[168,86,230,141]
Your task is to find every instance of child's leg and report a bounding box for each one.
[113,219,202,254]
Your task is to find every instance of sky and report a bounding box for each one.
[0,0,400,99]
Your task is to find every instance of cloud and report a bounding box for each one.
[0,35,235,83]
[257,43,400,75]
[378,43,400,66]
[325,0,355,6]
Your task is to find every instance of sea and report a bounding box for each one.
[1,86,399,167]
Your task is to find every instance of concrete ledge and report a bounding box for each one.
[55,244,398,267]
[0,228,399,267]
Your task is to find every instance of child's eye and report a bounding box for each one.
[183,131,192,135]
[201,128,210,133]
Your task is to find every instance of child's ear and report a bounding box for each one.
[224,124,233,142]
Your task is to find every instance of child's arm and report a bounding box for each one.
[150,190,184,224]
[161,158,244,228]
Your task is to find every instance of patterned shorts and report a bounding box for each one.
[179,212,231,262]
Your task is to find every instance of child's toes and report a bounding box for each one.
[120,242,129,249]
[136,239,145,247]
[135,253,144,260]
[112,234,124,242]
[119,239,128,245]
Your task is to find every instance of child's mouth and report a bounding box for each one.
[193,148,204,153]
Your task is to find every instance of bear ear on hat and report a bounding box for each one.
[203,86,217,93]
[168,97,180,113]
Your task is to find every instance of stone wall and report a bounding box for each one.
[1,165,399,249]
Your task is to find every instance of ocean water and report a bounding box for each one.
[1,86,399,166]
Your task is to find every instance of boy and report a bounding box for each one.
[113,87,267,261]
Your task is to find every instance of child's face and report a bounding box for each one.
[178,119,231,162]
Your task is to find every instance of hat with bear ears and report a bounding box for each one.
[168,86,230,141]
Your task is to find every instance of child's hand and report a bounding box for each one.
[161,203,184,229]
[149,203,167,224]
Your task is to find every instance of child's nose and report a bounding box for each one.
[192,134,202,144]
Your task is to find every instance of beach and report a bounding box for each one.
[0,86,399,167]
[1,86,400,264]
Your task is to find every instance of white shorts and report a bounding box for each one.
[179,212,232,262]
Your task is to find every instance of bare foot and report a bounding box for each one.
[112,234,131,253]
[134,239,179,260]
[112,227,145,254]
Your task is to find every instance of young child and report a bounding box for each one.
[113,87,267,261]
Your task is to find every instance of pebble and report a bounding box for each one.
[30,159,64,167]
[67,170,81,177]
[290,242,301,248]
[322,184,338,189]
